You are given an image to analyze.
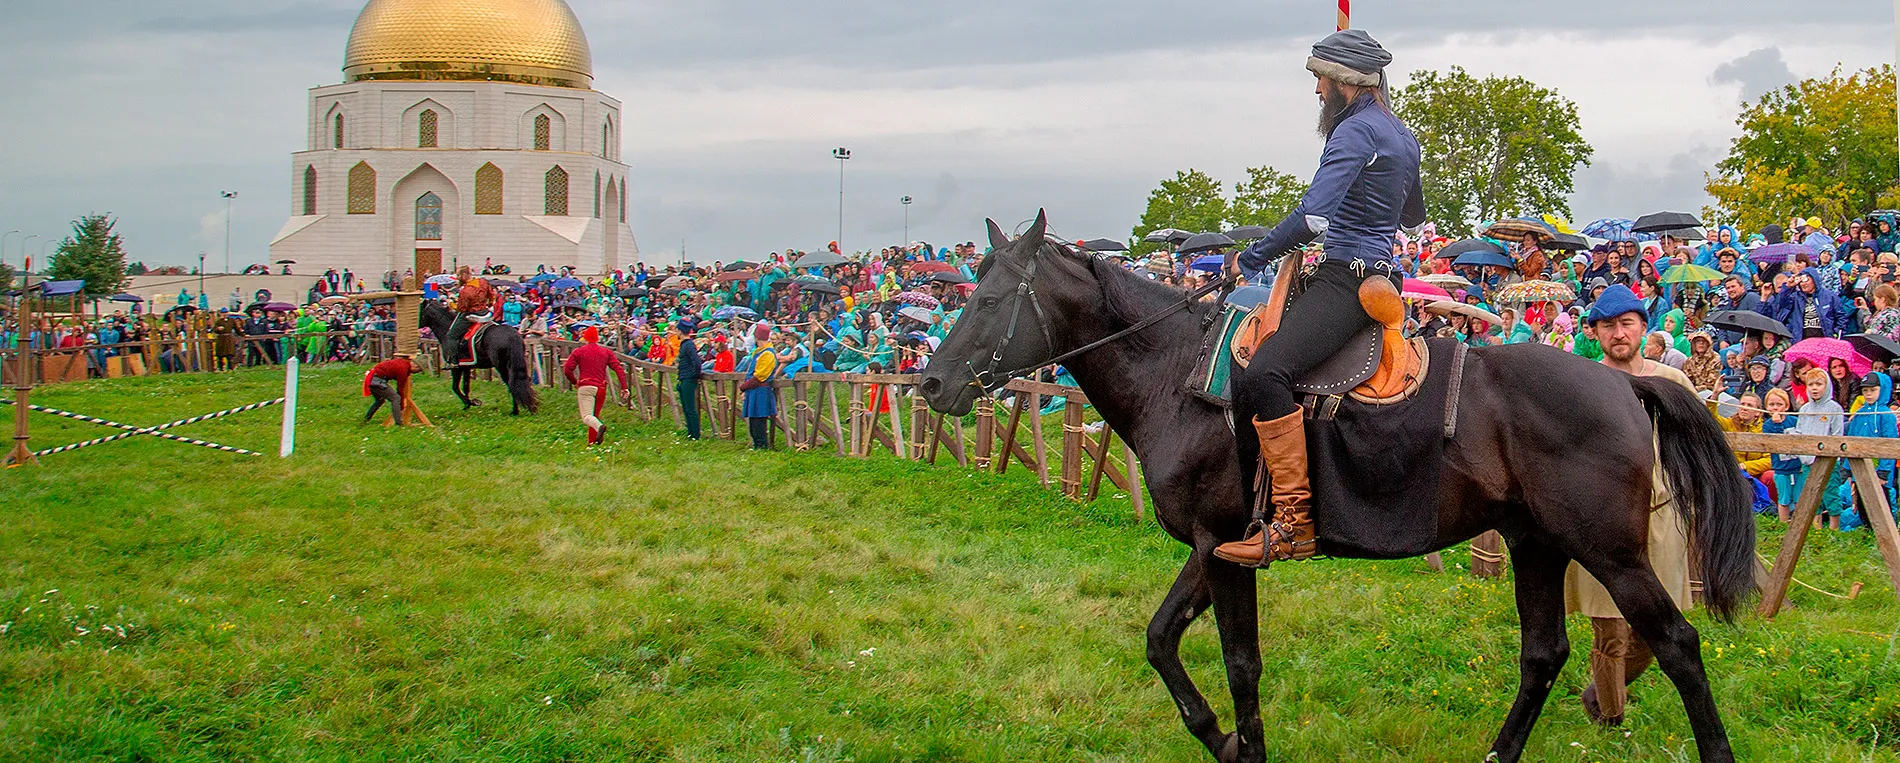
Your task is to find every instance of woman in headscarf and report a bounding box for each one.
[1679,331,1723,392]
[739,332,782,449]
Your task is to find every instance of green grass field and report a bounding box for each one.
[3,365,1898,761]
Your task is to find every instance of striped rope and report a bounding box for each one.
[1,398,282,458]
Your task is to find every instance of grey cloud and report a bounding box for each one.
[1710,47,1797,103]
[138,4,358,35]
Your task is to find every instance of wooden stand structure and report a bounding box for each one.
[5,276,39,468]
[351,276,431,428]
[1727,432,1900,617]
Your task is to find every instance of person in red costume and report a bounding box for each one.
[362,356,421,426]
[562,326,630,445]
[447,266,497,367]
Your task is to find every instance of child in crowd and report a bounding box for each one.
[1795,368,1848,529]
[1841,372,1899,527]
[1762,388,1800,522]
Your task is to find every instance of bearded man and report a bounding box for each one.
[1214,29,1427,567]
[447,266,496,367]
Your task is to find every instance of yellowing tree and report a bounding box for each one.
[1705,65,1898,231]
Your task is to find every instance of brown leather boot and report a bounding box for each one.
[1584,617,1631,726]
[1214,411,1314,567]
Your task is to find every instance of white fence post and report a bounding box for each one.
[279,357,299,458]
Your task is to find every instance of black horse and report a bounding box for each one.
[919,212,1755,763]
[419,300,539,415]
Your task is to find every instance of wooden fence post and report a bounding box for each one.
[1759,456,1839,617]
[972,398,995,470]
[1060,402,1086,499]
[1027,392,1050,487]
[1470,531,1506,578]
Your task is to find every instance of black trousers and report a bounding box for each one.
[678,379,701,439]
[1232,260,1396,490]
[446,315,469,364]
[748,417,772,449]
[365,378,405,425]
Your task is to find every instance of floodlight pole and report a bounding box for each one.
[221,191,238,275]
[833,147,851,252]
[901,196,913,246]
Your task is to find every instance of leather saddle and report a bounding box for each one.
[457,321,491,366]
[1231,266,1427,408]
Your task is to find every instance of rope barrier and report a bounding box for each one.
[1,398,282,457]
[1469,544,1508,564]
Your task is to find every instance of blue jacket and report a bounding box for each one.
[1239,94,1424,274]
[1767,284,1850,338]
[1845,372,1897,474]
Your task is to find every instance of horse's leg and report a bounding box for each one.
[1487,535,1572,763]
[1146,554,1223,755]
[1588,559,1733,762]
[1204,558,1265,763]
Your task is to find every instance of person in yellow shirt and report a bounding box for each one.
[1709,392,1770,478]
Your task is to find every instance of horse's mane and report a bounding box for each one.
[1062,244,1210,356]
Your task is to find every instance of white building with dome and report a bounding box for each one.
[269,0,638,279]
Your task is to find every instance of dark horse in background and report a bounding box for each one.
[919,212,1756,763]
[419,300,539,415]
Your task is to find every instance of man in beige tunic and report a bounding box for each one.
[1569,284,1693,725]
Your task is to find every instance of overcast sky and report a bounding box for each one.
[0,1,1890,270]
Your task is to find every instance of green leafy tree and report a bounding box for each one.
[46,214,130,299]
[1705,65,1898,232]
[1393,67,1593,236]
[1229,166,1309,229]
[1130,169,1228,255]
[0,262,13,293]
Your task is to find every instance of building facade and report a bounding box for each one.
[270,0,637,278]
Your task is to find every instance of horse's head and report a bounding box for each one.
[922,210,1098,416]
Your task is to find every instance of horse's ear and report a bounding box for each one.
[985,219,1009,251]
[1023,209,1048,248]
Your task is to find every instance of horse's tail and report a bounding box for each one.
[499,334,539,414]
[1628,375,1757,622]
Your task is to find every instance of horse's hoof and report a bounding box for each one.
[1215,733,1242,763]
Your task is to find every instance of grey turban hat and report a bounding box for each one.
[1306,29,1392,88]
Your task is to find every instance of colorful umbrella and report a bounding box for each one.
[1784,337,1872,378]
[1190,254,1225,273]
[1482,218,1556,242]
[1579,218,1658,243]
[1420,299,1504,326]
[1493,280,1576,304]
[715,269,759,283]
[424,273,459,286]
[897,291,941,309]
[712,305,757,320]
[1401,278,1451,301]
[896,305,937,324]
[1418,273,1472,289]
[909,261,958,274]
[1748,243,1807,265]
[1658,263,1724,284]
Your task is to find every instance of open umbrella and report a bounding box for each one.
[274,259,296,265]
[1657,228,1705,242]
[109,293,143,303]
[1580,218,1657,243]
[928,271,971,285]
[1659,263,1724,284]
[723,260,757,271]
[715,269,759,283]
[1436,238,1506,260]
[897,291,941,309]
[1493,280,1576,304]
[617,287,646,298]
[800,281,842,296]
[795,251,849,268]
[1421,299,1504,326]
[165,304,199,317]
[660,275,696,289]
[1483,218,1555,242]
[909,261,958,274]
[550,277,584,290]
[896,305,937,325]
[1400,278,1451,301]
[1224,225,1270,240]
[264,302,297,312]
[527,273,559,284]
[712,305,757,320]
[1178,232,1236,255]
[1784,337,1873,377]
[425,273,459,286]
[1080,238,1129,252]
[1544,232,1590,252]
[1848,333,1900,363]
[1452,251,1516,269]
[318,295,350,306]
[1748,243,1807,265]
[1706,309,1789,338]
[1190,254,1226,273]
[1633,211,1702,234]
[1142,228,1189,244]
[1418,273,1472,289]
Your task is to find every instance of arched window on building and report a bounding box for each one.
[302,166,317,216]
[533,114,551,151]
[418,109,438,148]
[347,161,376,214]
[475,163,503,215]
[333,113,345,149]
[593,172,601,218]
[544,166,568,216]
[618,177,627,222]
[601,121,610,159]
[415,192,443,240]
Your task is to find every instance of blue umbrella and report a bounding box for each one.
[1579,218,1657,243]
[1190,254,1225,273]
[1453,251,1516,269]
[1749,243,1808,265]
[551,277,584,290]
[527,273,559,284]
[712,305,757,320]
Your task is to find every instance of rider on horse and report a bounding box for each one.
[1215,29,1427,568]
[446,266,497,367]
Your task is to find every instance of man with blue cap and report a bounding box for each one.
[1572,282,1696,726]
[1216,29,1428,568]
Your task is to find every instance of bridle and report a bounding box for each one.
[963,238,1235,395]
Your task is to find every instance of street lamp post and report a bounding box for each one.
[832,147,851,251]
[198,251,208,304]
[1,230,19,268]
[221,191,238,275]
[901,196,913,247]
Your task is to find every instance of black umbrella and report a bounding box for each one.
[1544,232,1590,252]
[1177,232,1236,255]
[1657,227,1705,242]
[617,287,646,298]
[1080,238,1128,252]
[800,281,842,295]
[1435,238,1507,260]
[723,260,758,271]
[1707,309,1789,339]
[1141,228,1187,244]
[274,259,297,265]
[928,271,971,285]
[1849,333,1900,363]
[1632,212,1702,234]
[795,251,849,268]
[1224,225,1270,240]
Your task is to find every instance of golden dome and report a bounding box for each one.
[343,0,593,89]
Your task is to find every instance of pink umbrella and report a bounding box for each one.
[1784,337,1873,378]
[1401,277,1451,301]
